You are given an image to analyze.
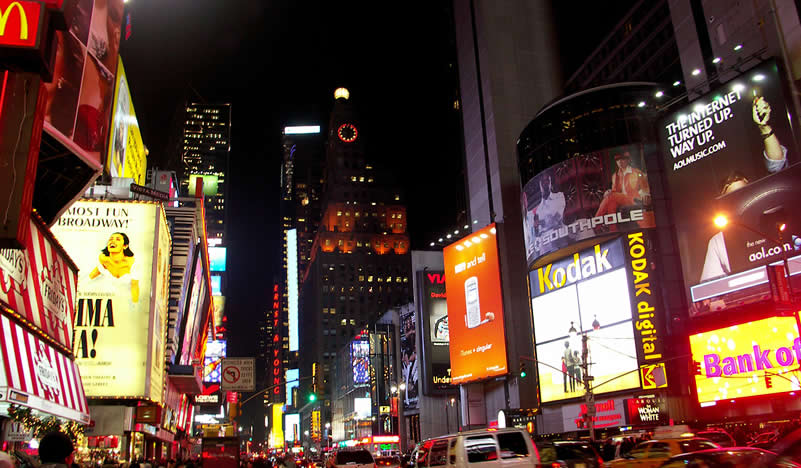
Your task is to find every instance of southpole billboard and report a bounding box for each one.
[52,200,170,402]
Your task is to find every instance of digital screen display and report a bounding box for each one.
[531,238,640,403]
[203,340,227,383]
[284,413,300,442]
[211,275,221,296]
[521,144,657,265]
[443,224,508,384]
[188,174,219,197]
[209,247,226,272]
[418,271,452,395]
[354,397,371,419]
[690,315,801,404]
[285,368,299,407]
[351,340,370,385]
[659,60,801,315]
[287,229,299,351]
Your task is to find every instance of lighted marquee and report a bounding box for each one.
[203,340,227,383]
[690,315,801,404]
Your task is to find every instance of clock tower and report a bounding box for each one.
[297,88,412,442]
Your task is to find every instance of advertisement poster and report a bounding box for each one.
[52,200,163,400]
[351,339,370,386]
[0,216,78,351]
[106,58,146,184]
[530,238,640,403]
[660,61,801,314]
[561,398,625,432]
[521,144,657,265]
[399,304,418,410]
[203,340,227,383]
[179,249,208,366]
[443,223,508,384]
[44,0,125,169]
[417,270,453,395]
[690,315,801,404]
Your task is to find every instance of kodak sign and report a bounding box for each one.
[530,238,624,298]
[0,0,42,48]
[624,231,666,369]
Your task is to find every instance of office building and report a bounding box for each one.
[297,89,412,451]
[180,103,232,245]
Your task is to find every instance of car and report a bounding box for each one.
[605,437,720,468]
[536,440,604,468]
[376,455,402,468]
[657,447,774,468]
[414,428,540,468]
[695,430,736,448]
[327,449,376,468]
[749,431,781,449]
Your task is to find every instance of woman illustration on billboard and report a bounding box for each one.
[89,232,139,304]
[700,96,789,282]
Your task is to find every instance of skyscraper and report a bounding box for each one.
[297,89,412,446]
[180,103,232,244]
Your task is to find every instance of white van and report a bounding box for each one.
[413,428,540,468]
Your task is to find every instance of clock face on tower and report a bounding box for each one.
[337,123,358,143]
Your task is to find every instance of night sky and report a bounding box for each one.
[120,1,637,359]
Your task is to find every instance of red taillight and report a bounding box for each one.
[598,457,604,467]
[551,463,561,468]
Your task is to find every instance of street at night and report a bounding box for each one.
[4,1,801,467]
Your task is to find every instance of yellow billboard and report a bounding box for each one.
[690,315,801,404]
[272,403,284,449]
[52,200,168,402]
[106,58,147,185]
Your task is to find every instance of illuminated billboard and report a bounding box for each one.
[285,413,300,442]
[188,174,219,197]
[659,61,801,315]
[44,0,124,169]
[52,201,170,402]
[212,295,225,329]
[203,340,227,383]
[271,403,284,449]
[417,271,453,395]
[285,368,299,406]
[690,315,801,404]
[354,397,371,419]
[284,125,320,134]
[351,340,370,386]
[287,228,298,351]
[443,223,508,384]
[209,247,226,272]
[106,58,146,184]
[530,237,640,403]
[211,274,221,296]
[521,143,657,265]
[400,304,418,410]
[179,248,209,365]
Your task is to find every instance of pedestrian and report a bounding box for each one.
[38,431,76,468]
[0,451,15,468]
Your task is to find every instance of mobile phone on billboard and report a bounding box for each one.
[464,276,481,328]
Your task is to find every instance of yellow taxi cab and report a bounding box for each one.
[606,426,720,468]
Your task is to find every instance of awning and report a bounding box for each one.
[0,314,89,424]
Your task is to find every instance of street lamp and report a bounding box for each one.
[712,213,793,296]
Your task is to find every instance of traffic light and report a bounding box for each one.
[519,357,528,379]
[228,401,240,419]
[308,393,317,403]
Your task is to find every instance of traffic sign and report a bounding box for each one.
[221,358,255,391]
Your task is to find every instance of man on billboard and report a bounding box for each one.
[593,152,651,231]
[699,95,792,282]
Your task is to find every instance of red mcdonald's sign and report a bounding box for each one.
[0,1,42,48]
